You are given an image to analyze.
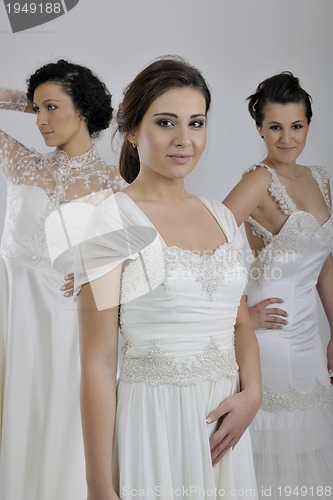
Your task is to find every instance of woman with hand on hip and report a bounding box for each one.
[74,55,261,500]
[223,72,333,497]
[0,59,124,500]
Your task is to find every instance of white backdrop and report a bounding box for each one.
[0,0,332,342]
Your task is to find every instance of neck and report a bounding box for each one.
[129,171,187,202]
[263,156,299,179]
[59,133,93,159]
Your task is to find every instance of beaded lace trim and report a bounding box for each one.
[249,213,333,281]
[120,338,239,386]
[163,243,246,300]
[120,242,247,302]
[262,380,333,412]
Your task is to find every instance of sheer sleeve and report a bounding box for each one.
[0,88,28,112]
[45,193,164,308]
[0,89,42,182]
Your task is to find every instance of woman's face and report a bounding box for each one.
[33,82,88,153]
[258,102,309,167]
[129,87,207,181]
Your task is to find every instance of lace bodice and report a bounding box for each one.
[243,163,333,281]
[0,88,126,270]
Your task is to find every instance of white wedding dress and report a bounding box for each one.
[0,89,125,500]
[245,164,333,499]
[74,192,259,500]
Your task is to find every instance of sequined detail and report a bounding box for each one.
[163,243,247,300]
[120,338,239,386]
[262,380,333,412]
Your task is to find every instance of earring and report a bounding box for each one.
[131,142,136,149]
[261,136,264,139]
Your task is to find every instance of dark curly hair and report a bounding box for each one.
[116,55,211,184]
[247,71,312,127]
[27,59,113,136]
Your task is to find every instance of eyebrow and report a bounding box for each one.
[267,120,305,125]
[33,99,62,105]
[152,112,206,118]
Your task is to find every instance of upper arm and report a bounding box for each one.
[78,278,120,377]
[223,168,272,227]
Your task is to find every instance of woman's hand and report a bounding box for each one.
[206,388,261,466]
[60,273,74,297]
[248,297,288,330]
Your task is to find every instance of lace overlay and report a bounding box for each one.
[120,338,239,386]
[262,380,333,412]
[0,90,127,268]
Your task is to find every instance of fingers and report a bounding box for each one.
[262,297,284,306]
[206,399,229,424]
[60,273,74,297]
[211,434,239,466]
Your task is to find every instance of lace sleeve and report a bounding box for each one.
[0,129,41,182]
[0,88,28,112]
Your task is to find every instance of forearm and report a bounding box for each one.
[0,88,33,113]
[81,361,117,495]
[234,297,262,404]
[78,281,120,497]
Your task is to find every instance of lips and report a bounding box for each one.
[167,154,192,165]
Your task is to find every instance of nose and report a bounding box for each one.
[36,110,48,127]
[280,128,291,144]
[174,127,191,147]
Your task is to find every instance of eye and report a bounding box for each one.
[293,123,303,129]
[157,119,174,127]
[190,119,205,128]
[47,104,57,111]
[270,125,281,130]
[32,105,39,114]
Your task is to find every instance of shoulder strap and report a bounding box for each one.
[308,166,331,213]
[243,163,297,215]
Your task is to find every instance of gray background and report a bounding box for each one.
[0,0,332,344]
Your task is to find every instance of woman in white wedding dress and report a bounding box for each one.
[0,60,124,500]
[224,72,333,499]
[73,56,261,500]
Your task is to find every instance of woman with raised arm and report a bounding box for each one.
[223,72,333,498]
[74,56,261,500]
[0,60,124,500]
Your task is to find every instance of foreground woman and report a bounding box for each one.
[74,56,261,500]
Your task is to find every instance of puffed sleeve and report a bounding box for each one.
[45,193,165,309]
